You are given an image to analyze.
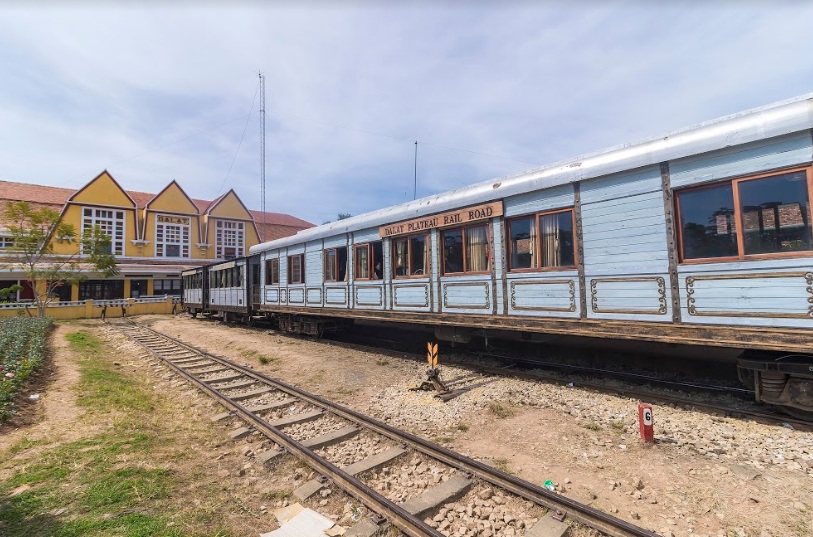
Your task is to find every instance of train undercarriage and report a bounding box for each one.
[187,307,813,420]
[737,353,813,420]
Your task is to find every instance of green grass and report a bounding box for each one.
[0,330,232,537]
[69,331,154,414]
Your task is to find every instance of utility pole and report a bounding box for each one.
[259,72,267,228]
[413,141,418,200]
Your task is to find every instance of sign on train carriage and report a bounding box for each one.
[379,201,503,238]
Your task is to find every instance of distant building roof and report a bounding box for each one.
[0,180,313,240]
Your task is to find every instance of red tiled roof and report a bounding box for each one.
[0,180,75,206]
[0,180,314,235]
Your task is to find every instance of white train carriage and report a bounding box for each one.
[242,93,813,417]
[185,256,261,323]
[181,268,203,315]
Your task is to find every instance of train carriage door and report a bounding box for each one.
[249,257,261,307]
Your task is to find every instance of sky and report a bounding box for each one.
[1,2,813,226]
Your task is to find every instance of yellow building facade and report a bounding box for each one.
[0,171,312,302]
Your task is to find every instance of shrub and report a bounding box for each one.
[0,317,52,420]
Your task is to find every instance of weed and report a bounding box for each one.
[432,436,454,444]
[492,458,512,473]
[258,356,271,365]
[375,358,389,366]
[610,421,626,431]
[487,401,516,419]
[456,423,470,432]
[261,490,291,501]
[584,422,601,431]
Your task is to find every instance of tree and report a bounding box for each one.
[322,213,353,225]
[1,201,119,317]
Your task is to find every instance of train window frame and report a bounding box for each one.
[324,247,348,282]
[265,258,280,285]
[288,254,305,284]
[506,208,577,272]
[441,223,492,276]
[391,234,429,278]
[354,242,383,280]
[675,166,813,264]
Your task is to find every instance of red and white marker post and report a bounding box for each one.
[638,403,654,443]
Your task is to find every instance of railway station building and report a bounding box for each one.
[0,171,313,302]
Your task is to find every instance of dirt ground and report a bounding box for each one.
[3,315,812,537]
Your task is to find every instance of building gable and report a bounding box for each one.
[69,171,137,208]
[206,190,253,220]
[146,181,200,214]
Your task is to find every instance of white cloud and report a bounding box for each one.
[1,3,812,224]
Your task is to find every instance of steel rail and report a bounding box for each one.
[114,320,444,537]
[116,319,659,537]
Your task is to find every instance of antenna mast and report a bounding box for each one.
[259,72,266,228]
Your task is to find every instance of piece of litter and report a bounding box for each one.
[566,382,574,387]
[783,423,794,430]
[29,394,40,400]
[261,507,335,536]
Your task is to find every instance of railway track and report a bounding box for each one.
[109,318,660,537]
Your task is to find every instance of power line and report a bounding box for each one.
[215,80,260,198]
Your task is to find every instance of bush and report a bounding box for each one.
[0,317,52,420]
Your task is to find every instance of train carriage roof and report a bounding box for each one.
[250,92,813,255]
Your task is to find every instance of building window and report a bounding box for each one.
[507,209,576,271]
[78,280,124,300]
[354,242,383,280]
[442,224,490,275]
[288,254,304,284]
[155,214,190,258]
[676,168,812,262]
[82,207,125,255]
[392,235,428,277]
[154,278,182,295]
[324,247,348,282]
[216,220,244,259]
[0,236,14,249]
[266,258,279,285]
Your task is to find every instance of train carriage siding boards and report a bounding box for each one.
[185,93,813,418]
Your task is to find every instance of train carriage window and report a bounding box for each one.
[507,209,576,271]
[266,258,280,285]
[676,184,738,260]
[354,242,383,280]
[392,235,428,278]
[289,254,304,284]
[739,172,812,255]
[676,168,813,261]
[442,224,490,275]
[324,247,348,282]
[355,245,369,279]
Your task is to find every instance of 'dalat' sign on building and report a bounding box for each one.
[379,201,503,238]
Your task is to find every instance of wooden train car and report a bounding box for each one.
[186,93,813,417]
[182,256,260,323]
